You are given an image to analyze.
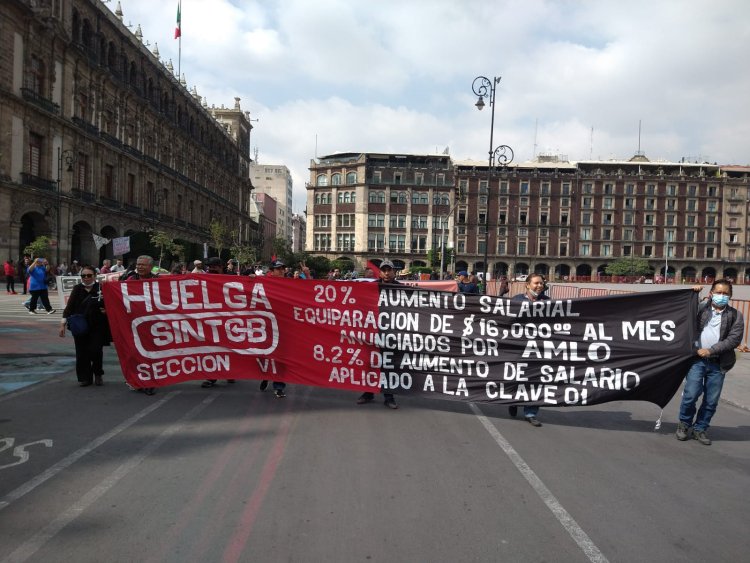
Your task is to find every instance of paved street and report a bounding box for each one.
[0,290,748,562]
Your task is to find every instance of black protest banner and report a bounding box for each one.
[362,288,697,408]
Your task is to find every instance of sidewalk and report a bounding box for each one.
[0,291,748,410]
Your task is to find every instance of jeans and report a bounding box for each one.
[523,406,540,418]
[679,358,726,432]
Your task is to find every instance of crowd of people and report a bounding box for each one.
[10,253,741,445]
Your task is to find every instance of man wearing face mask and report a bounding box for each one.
[676,280,744,445]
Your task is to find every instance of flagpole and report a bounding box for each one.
[177,1,182,80]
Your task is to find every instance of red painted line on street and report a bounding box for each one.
[221,406,297,563]
[145,391,270,563]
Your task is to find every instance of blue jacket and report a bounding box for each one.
[27,265,49,291]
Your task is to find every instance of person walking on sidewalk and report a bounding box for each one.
[676,280,744,445]
[26,257,56,314]
[4,259,17,294]
[59,265,111,387]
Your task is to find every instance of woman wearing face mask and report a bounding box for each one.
[507,273,549,427]
[59,265,111,387]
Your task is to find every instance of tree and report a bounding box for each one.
[209,219,230,258]
[24,236,52,259]
[605,257,652,276]
[230,239,256,271]
[271,236,292,263]
[150,230,183,268]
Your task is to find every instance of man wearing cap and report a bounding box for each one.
[357,260,399,409]
[191,259,204,273]
[457,271,480,294]
[202,257,235,388]
[258,259,289,398]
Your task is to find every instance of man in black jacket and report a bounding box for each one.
[676,280,744,445]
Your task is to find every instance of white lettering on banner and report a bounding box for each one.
[621,320,676,341]
[132,311,278,359]
[539,365,640,389]
[122,280,271,313]
[379,290,466,311]
[521,341,611,362]
[478,296,581,317]
[136,354,231,380]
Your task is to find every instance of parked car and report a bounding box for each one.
[514,274,528,282]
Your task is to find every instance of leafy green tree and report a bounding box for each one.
[331,257,355,274]
[605,257,652,276]
[24,236,52,259]
[271,237,292,263]
[300,254,330,279]
[150,230,183,267]
[209,219,230,258]
[230,239,257,271]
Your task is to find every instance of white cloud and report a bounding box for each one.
[115,0,750,212]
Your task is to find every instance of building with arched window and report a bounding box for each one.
[0,0,258,268]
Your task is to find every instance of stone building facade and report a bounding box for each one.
[307,151,750,282]
[0,0,257,268]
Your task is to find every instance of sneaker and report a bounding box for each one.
[526,416,542,427]
[384,399,399,409]
[676,421,691,441]
[259,380,269,391]
[356,392,374,405]
[508,405,518,418]
[144,387,156,396]
[693,430,711,445]
[274,389,286,398]
[28,309,37,315]
[47,309,56,315]
[201,380,216,388]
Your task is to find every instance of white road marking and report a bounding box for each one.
[470,403,609,563]
[0,391,179,511]
[2,394,218,563]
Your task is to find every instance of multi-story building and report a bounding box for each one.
[307,151,750,282]
[0,0,257,267]
[250,163,293,242]
[250,192,277,261]
[291,213,306,253]
[307,152,455,272]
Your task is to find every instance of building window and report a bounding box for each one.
[29,55,46,96]
[560,243,567,256]
[707,200,718,212]
[388,234,406,251]
[602,244,612,256]
[582,213,592,225]
[581,227,591,241]
[372,171,381,184]
[368,233,385,251]
[368,190,385,203]
[706,247,715,258]
[389,215,407,228]
[411,235,427,251]
[520,181,529,194]
[316,174,328,187]
[561,183,570,196]
[337,214,355,228]
[336,233,355,251]
[346,171,357,185]
[28,133,43,176]
[411,215,428,229]
[331,173,342,186]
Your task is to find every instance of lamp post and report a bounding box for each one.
[56,148,75,266]
[472,75,514,293]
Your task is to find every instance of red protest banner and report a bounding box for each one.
[103,275,381,391]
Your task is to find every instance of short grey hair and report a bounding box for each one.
[137,255,154,265]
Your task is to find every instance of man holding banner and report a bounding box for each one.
[676,280,744,445]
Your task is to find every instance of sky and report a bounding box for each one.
[111,0,750,212]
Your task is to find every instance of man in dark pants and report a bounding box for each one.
[259,259,289,398]
[676,280,744,445]
[120,255,158,395]
[508,273,548,426]
[357,259,399,409]
[201,257,236,389]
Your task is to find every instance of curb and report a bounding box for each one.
[720,397,750,413]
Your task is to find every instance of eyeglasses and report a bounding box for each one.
[81,274,95,278]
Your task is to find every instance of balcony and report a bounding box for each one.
[99,132,122,149]
[71,116,99,137]
[20,173,57,192]
[20,88,60,114]
[99,196,120,209]
[70,188,96,203]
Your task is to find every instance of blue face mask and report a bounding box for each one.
[711,294,729,307]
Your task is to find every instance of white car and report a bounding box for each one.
[514,274,528,282]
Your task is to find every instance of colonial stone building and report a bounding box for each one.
[307,151,750,282]
[0,0,257,268]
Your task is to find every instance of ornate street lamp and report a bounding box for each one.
[472,75,514,292]
[56,148,76,265]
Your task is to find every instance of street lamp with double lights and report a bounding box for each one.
[56,148,76,265]
[472,75,514,292]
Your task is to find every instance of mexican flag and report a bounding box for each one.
[174,2,181,39]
